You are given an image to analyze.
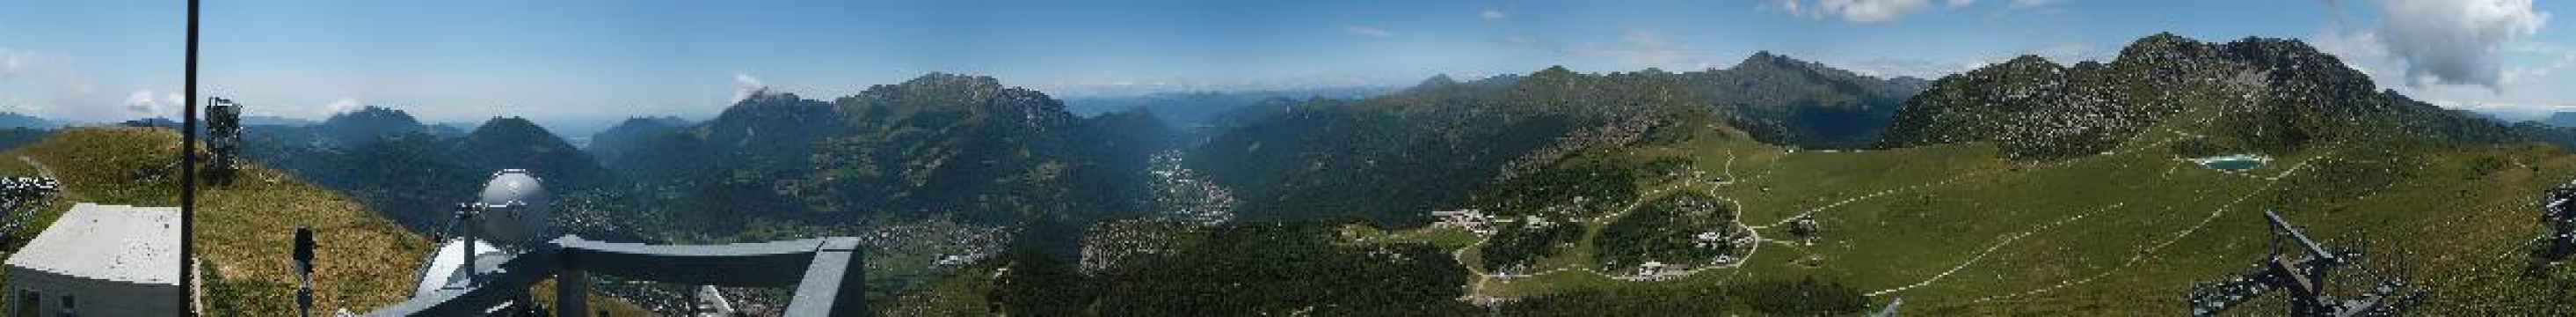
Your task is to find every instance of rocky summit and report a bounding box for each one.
[1878,33,2516,159]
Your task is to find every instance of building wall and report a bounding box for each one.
[4,266,182,316]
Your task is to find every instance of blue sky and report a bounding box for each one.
[3,0,2570,123]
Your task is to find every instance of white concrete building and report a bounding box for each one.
[4,203,183,316]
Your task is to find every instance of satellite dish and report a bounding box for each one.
[475,169,551,247]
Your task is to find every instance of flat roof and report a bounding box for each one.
[411,239,500,297]
[4,203,180,285]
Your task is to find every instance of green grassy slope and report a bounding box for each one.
[0,127,644,315]
[1437,107,2576,313]
[0,128,183,308]
[891,33,2572,315]
[192,126,656,314]
[0,127,436,313]
[888,100,2575,314]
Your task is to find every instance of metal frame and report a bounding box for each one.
[2542,184,2576,262]
[204,97,242,183]
[365,235,867,316]
[2186,209,2421,317]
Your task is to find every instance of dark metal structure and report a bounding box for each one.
[294,227,316,317]
[2185,209,2422,316]
[2541,182,2576,262]
[363,235,869,316]
[363,169,868,316]
[0,177,59,245]
[205,97,242,183]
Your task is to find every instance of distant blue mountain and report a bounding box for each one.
[0,113,59,129]
[2543,112,2576,128]
[242,115,317,126]
[1061,86,1398,126]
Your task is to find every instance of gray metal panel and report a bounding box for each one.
[553,235,825,286]
[369,236,870,316]
[2263,210,2336,262]
[784,239,866,317]
[556,250,587,317]
[364,250,557,316]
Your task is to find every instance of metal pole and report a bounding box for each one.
[2263,210,2334,262]
[556,248,586,317]
[459,203,480,286]
[181,0,200,314]
[294,227,315,317]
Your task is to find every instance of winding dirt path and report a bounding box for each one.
[18,155,55,181]
[1867,203,2124,297]
[1969,145,2331,304]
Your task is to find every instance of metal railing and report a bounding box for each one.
[363,235,867,316]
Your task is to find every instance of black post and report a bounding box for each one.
[294,227,316,317]
[555,248,585,317]
[181,0,200,314]
[458,203,481,286]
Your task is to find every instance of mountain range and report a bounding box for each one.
[1878,33,2519,159]
[217,33,2576,314]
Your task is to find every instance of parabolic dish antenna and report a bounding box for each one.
[475,169,551,247]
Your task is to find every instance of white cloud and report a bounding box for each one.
[1344,26,1395,38]
[1481,10,1508,21]
[1841,41,2105,79]
[120,91,155,112]
[2026,42,2108,63]
[1769,0,1950,24]
[1037,74,1411,97]
[1622,31,1672,48]
[731,72,767,103]
[2007,0,2058,9]
[1,50,20,76]
[1845,57,1983,78]
[121,90,179,117]
[1569,31,1700,69]
[2422,99,2576,122]
[322,98,362,116]
[2371,0,2549,89]
[0,50,173,122]
[2314,28,2388,60]
[0,48,26,81]
[1819,0,1934,23]
[2499,43,2576,85]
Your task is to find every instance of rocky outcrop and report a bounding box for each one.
[1877,33,2516,158]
